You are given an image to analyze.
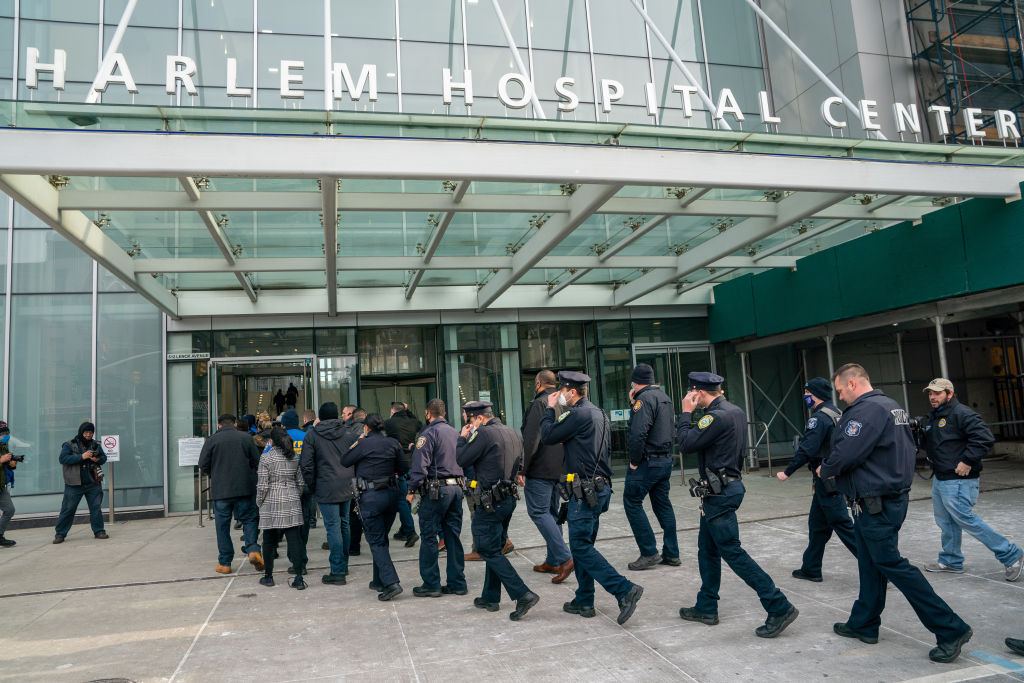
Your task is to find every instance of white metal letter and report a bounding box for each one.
[963,108,986,138]
[332,63,378,103]
[644,82,658,118]
[26,47,67,90]
[714,88,745,122]
[91,53,138,96]
[166,55,198,96]
[496,73,533,110]
[893,102,921,135]
[600,79,624,113]
[281,60,305,99]
[995,110,1021,140]
[859,99,881,131]
[226,58,252,97]
[442,68,474,105]
[821,96,847,129]
[672,85,699,119]
[554,77,578,112]
[758,90,780,124]
[928,105,952,137]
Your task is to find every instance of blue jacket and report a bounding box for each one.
[539,398,612,480]
[923,397,993,480]
[626,385,674,465]
[676,396,746,479]
[409,418,462,491]
[820,389,915,499]
[456,418,522,489]
[784,401,840,477]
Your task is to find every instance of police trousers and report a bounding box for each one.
[359,488,400,588]
[800,479,857,577]
[472,495,529,602]
[567,487,633,606]
[623,456,679,559]
[418,484,466,591]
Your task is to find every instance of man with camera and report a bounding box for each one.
[0,421,20,547]
[54,421,109,543]
[677,372,798,638]
[919,377,1022,580]
[776,377,857,582]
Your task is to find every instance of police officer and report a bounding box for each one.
[407,398,467,597]
[457,401,539,621]
[920,378,1022,580]
[776,377,856,582]
[820,363,972,663]
[340,413,408,601]
[677,371,798,638]
[540,371,644,625]
[624,363,679,570]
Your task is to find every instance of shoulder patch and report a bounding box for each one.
[937,418,947,428]
[348,440,358,449]
[697,415,714,430]
[844,420,863,437]
[415,435,427,450]
[557,411,570,423]
[807,417,818,430]
[632,400,643,413]
[468,431,478,443]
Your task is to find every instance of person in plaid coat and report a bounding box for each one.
[257,426,308,589]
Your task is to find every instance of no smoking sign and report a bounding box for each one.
[101,435,121,462]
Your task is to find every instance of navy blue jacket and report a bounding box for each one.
[923,397,993,480]
[676,396,746,479]
[784,401,840,477]
[626,385,674,466]
[409,418,462,491]
[340,431,408,481]
[300,419,356,503]
[539,398,612,480]
[456,418,522,489]
[819,389,914,499]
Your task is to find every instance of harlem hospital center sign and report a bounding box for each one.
[22,46,1024,141]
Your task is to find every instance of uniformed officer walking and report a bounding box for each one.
[919,377,1023,580]
[820,364,972,663]
[677,371,798,638]
[456,401,539,621]
[776,377,857,582]
[406,398,467,597]
[624,363,680,570]
[541,371,644,625]
[340,413,408,601]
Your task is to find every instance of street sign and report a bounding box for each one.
[101,434,120,462]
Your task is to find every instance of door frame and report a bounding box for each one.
[630,342,716,371]
[208,355,318,425]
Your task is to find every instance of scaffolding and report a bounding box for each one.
[907,0,1024,142]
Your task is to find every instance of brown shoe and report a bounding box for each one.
[552,559,574,584]
[52,536,64,544]
[464,551,483,561]
[533,562,559,574]
[248,551,264,571]
[215,564,231,574]
[94,532,109,539]
[501,540,515,555]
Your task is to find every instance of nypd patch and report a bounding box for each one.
[632,400,643,413]
[557,411,570,423]
[415,436,427,450]
[937,418,947,428]
[807,417,818,429]
[844,420,863,437]
[468,431,478,443]
[697,415,714,430]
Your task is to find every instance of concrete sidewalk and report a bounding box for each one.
[1,462,1023,682]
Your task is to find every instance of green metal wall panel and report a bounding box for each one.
[708,273,756,342]
[962,196,1024,292]
[753,250,843,337]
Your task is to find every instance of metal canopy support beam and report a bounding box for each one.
[675,268,735,296]
[322,176,339,316]
[752,219,846,262]
[406,180,469,300]
[613,191,850,307]
[477,183,623,310]
[0,174,177,316]
[933,316,950,377]
[197,205,256,303]
[824,334,837,404]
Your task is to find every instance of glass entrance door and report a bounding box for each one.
[632,343,716,469]
[317,355,360,414]
[209,356,314,425]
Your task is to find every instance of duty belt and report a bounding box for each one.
[428,477,465,487]
[357,476,398,492]
[645,453,671,460]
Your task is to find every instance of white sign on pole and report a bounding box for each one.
[101,434,121,462]
[178,437,205,467]
[610,410,629,422]
[479,390,491,403]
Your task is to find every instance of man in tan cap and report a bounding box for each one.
[920,378,1022,581]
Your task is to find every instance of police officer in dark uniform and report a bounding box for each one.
[457,401,539,621]
[776,377,857,582]
[624,363,679,570]
[407,398,467,597]
[820,363,972,663]
[340,413,408,602]
[677,371,798,638]
[540,371,644,625]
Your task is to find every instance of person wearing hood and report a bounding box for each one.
[54,421,109,543]
[301,402,357,584]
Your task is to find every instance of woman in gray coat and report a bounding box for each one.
[257,426,308,589]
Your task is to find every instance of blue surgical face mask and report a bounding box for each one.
[803,394,816,409]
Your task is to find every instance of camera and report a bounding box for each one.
[9,454,24,463]
[688,478,711,498]
[908,416,925,450]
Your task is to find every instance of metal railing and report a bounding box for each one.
[747,421,772,475]
[197,472,212,527]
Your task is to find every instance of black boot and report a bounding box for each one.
[0,535,15,548]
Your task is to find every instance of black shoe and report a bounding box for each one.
[441,585,468,596]
[1006,637,1024,656]
[833,622,878,644]
[322,574,347,585]
[473,597,500,612]
[756,606,799,638]
[792,569,823,583]
[234,521,242,530]
[350,549,361,556]
[929,629,972,663]
[404,532,419,548]
[413,585,442,598]
[659,556,681,567]
[259,576,275,587]
[94,532,109,539]
[679,606,719,625]
[616,584,644,625]
[378,583,403,601]
[290,576,307,590]
[628,554,661,571]
[368,581,383,592]
[563,601,596,618]
[510,591,539,621]
[0,535,15,547]
[392,532,408,541]
[322,542,329,550]
[287,566,308,575]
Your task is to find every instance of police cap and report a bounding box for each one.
[557,370,591,389]
[462,401,492,418]
[688,371,723,391]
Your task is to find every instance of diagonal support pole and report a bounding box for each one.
[322,176,339,315]
[186,177,257,303]
[406,180,469,300]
